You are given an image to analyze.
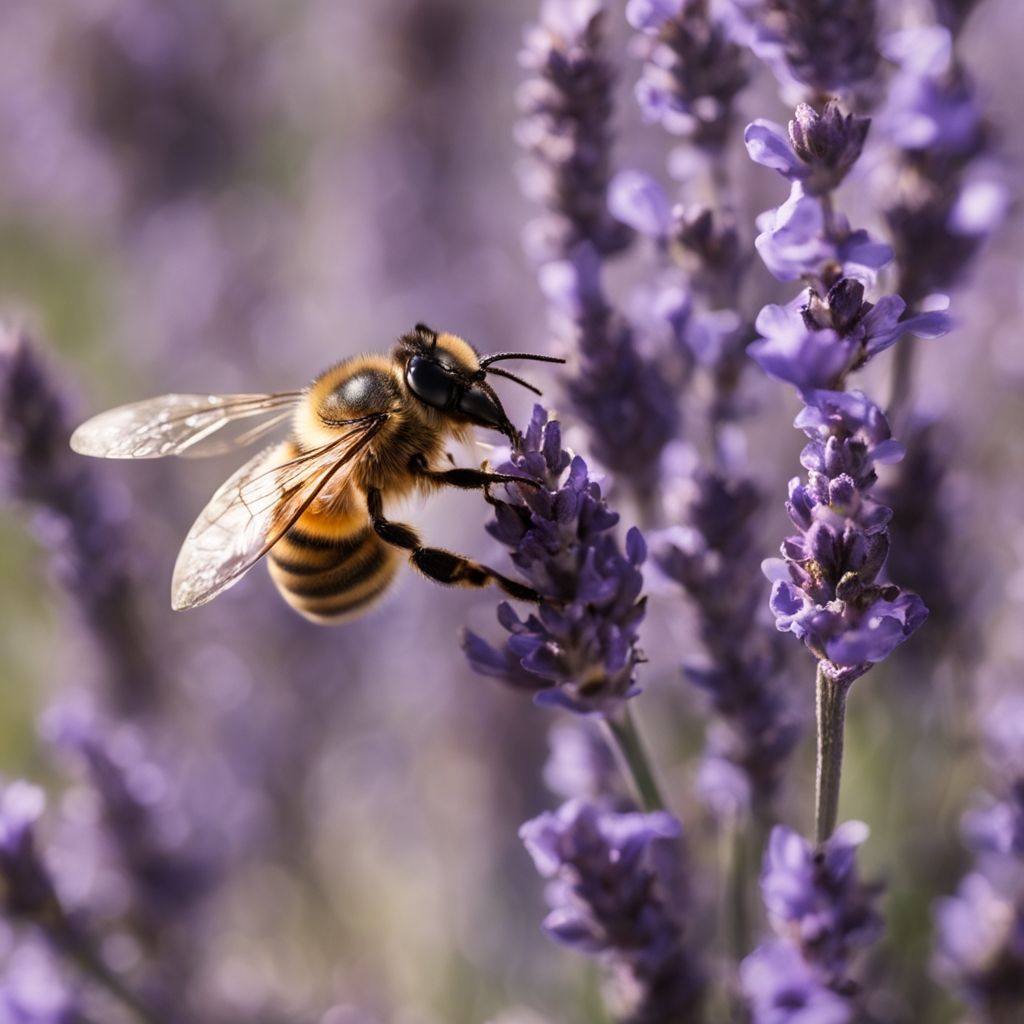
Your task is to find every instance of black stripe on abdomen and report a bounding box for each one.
[269,521,398,623]
[282,540,390,598]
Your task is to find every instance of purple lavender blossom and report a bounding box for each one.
[463,406,647,715]
[878,24,1006,311]
[0,944,82,1024]
[760,822,881,977]
[540,243,681,498]
[521,798,703,1022]
[744,100,943,681]
[516,0,631,262]
[745,102,869,196]
[0,326,158,712]
[762,390,927,672]
[934,696,1024,1019]
[517,0,679,499]
[0,782,60,922]
[655,468,800,817]
[741,941,851,1024]
[43,708,214,942]
[742,822,882,1021]
[934,872,1024,1016]
[752,183,893,285]
[627,0,749,153]
[730,0,878,97]
[749,287,949,394]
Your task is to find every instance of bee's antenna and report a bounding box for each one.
[478,352,566,369]
[484,365,543,396]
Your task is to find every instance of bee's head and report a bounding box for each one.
[396,324,563,447]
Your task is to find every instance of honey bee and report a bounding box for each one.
[71,325,563,623]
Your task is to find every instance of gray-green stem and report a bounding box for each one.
[603,705,666,812]
[815,663,849,845]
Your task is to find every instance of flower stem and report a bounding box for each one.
[815,663,848,844]
[603,705,666,812]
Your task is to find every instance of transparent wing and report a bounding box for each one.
[171,414,388,610]
[70,392,302,459]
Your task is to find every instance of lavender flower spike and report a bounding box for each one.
[463,406,647,715]
[627,0,749,153]
[732,0,879,97]
[518,0,679,499]
[742,822,882,1022]
[934,694,1024,1019]
[0,324,158,712]
[521,799,703,1022]
[516,0,631,262]
[763,390,927,676]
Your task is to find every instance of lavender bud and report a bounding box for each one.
[787,102,870,194]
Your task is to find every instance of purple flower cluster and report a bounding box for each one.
[540,245,681,498]
[626,0,748,154]
[0,778,159,1022]
[730,0,878,98]
[517,0,679,499]
[0,782,61,923]
[521,798,702,1022]
[744,103,943,677]
[44,708,215,944]
[616,0,750,403]
[656,468,799,817]
[933,696,1024,1019]
[0,325,158,713]
[742,822,882,1021]
[613,0,800,821]
[878,23,1006,312]
[763,389,927,673]
[463,406,647,715]
[516,0,631,262]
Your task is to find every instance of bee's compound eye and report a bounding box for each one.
[406,356,456,410]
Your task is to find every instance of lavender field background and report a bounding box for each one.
[0,1,1022,1021]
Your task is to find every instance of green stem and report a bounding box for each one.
[713,815,751,1021]
[602,705,666,812]
[815,664,849,845]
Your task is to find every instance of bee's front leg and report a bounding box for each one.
[408,453,539,494]
[366,487,539,603]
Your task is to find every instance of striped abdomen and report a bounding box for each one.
[267,509,399,624]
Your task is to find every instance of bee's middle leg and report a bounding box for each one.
[366,487,540,602]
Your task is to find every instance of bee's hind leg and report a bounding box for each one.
[366,487,540,603]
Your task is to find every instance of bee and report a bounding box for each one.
[71,324,563,623]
